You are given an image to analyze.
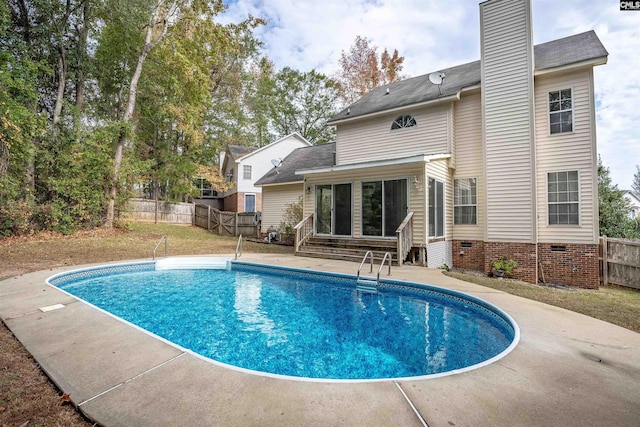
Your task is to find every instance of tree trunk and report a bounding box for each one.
[52,52,66,127]
[104,0,177,228]
[75,1,90,112]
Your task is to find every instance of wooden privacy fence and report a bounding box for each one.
[194,204,260,237]
[600,236,640,289]
[120,199,193,224]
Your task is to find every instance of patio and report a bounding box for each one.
[1,254,638,426]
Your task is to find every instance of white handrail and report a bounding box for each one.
[152,235,167,260]
[235,234,243,260]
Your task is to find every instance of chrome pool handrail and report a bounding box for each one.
[152,235,167,260]
[235,234,243,260]
[357,250,374,281]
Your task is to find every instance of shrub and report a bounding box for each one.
[492,256,518,277]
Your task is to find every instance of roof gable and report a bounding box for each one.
[255,143,336,186]
[237,132,312,163]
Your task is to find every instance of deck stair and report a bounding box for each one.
[296,236,399,265]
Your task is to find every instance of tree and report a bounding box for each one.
[598,157,639,239]
[336,35,406,104]
[632,165,640,199]
[268,67,340,144]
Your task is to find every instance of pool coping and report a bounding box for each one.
[2,254,640,426]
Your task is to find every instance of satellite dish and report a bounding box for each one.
[428,71,445,85]
[271,158,282,168]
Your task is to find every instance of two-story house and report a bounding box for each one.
[219,132,312,213]
[284,0,606,288]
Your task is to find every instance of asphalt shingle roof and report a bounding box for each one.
[255,143,336,186]
[328,31,608,123]
[228,145,253,159]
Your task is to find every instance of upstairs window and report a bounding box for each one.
[391,115,417,130]
[549,89,573,134]
[243,165,252,180]
[548,171,579,225]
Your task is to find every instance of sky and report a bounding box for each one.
[221,0,640,189]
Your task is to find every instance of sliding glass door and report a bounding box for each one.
[362,179,408,237]
[315,183,352,236]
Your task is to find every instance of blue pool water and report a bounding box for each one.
[50,262,517,380]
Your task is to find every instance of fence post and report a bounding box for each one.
[207,206,211,231]
[235,212,239,237]
[217,210,222,236]
[602,235,608,286]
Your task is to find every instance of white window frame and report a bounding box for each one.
[547,170,580,226]
[454,178,477,225]
[428,177,445,238]
[391,114,417,131]
[243,165,252,180]
[548,88,574,135]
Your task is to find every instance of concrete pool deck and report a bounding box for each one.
[1,254,639,426]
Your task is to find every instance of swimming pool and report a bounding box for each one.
[48,259,519,381]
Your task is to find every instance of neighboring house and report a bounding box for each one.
[287,0,606,288]
[255,143,336,233]
[623,191,640,220]
[219,133,312,213]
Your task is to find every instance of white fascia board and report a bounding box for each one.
[534,57,608,76]
[327,93,460,126]
[236,132,311,163]
[296,153,451,175]
[256,180,304,188]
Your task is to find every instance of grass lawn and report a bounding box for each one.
[445,271,640,333]
[0,223,292,426]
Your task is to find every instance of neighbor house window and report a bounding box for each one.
[194,178,217,198]
[428,177,444,237]
[548,171,579,225]
[549,89,573,134]
[454,178,477,225]
[391,115,417,130]
[226,168,234,182]
[243,165,252,180]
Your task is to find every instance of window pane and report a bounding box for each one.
[549,101,560,112]
[549,192,557,202]
[561,99,572,110]
[550,123,561,134]
[428,178,435,237]
[568,171,578,181]
[561,89,572,99]
[436,181,444,237]
[362,182,382,236]
[549,91,559,102]
[561,121,573,132]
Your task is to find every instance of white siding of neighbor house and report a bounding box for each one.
[302,163,426,244]
[453,92,484,241]
[261,184,303,233]
[535,70,598,244]
[481,0,536,243]
[335,103,450,165]
[237,136,310,195]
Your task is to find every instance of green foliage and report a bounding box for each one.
[598,157,639,239]
[268,67,340,144]
[279,196,303,236]
[492,256,518,277]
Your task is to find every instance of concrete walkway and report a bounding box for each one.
[1,254,639,426]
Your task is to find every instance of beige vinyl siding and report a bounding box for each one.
[481,0,536,243]
[535,70,598,244]
[453,93,484,241]
[302,163,426,244]
[335,103,450,165]
[426,159,452,241]
[261,184,303,233]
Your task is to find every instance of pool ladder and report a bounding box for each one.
[152,235,167,260]
[356,251,392,293]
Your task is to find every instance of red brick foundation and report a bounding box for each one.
[452,240,485,271]
[538,243,599,289]
[451,239,599,288]
[484,242,538,284]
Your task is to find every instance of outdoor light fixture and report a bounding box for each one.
[413,175,420,189]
